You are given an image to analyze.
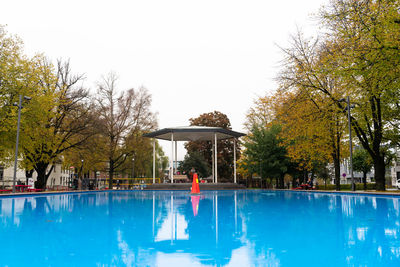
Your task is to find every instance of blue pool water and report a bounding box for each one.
[1,190,400,266]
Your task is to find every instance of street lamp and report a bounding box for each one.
[339,96,356,191]
[12,95,31,193]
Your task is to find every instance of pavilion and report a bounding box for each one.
[143,126,246,184]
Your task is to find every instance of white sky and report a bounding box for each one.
[1,0,328,160]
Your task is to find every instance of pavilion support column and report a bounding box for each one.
[212,139,215,183]
[153,138,156,184]
[214,133,218,184]
[234,138,237,184]
[175,141,178,175]
[171,133,174,183]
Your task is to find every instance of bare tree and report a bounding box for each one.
[96,72,157,189]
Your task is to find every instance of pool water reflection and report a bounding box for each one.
[1,190,400,266]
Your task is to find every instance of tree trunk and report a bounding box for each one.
[279,174,284,189]
[363,172,367,191]
[374,155,385,191]
[247,174,253,188]
[108,160,114,189]
[35,163,50,189]
[301,171,306,184]
[333,155,341,191]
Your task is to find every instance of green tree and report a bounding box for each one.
[154,143,169,178]
[62,130,108,188]
[352,148,373,190]
[185,111,240,182]
[121,132,165,178]
[179,151,211,179]
[241,124,292,189]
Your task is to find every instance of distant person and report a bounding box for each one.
[73,178,78,190]
[189,167,195,180]
[116,179,120,189]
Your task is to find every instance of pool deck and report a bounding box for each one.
[0,183,246,197]
[144,183,246,190]
[283,188,400,197]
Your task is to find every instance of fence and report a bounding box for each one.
[105,178,161,189]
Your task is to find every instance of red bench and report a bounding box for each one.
[293,184,314,190]
[0,189,12,193]
[27,188,44,192]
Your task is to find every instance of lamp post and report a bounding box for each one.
[12,95,31,193]
[340,97,356,191]
[259,158,262,188]
[132,158,135,178]
[81,159,84,189]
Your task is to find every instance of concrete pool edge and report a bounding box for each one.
[0,187,400,198]
[280,189,400,198]
[0,187,247,198]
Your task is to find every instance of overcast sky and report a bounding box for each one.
[1,0,328,160]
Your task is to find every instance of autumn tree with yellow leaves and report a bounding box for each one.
[0,26,33,160]
[20,59,97,189]
[275,31,349,190]
[263,0,400,191]
[1,27,97,188]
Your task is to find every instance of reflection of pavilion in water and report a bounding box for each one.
[148,191,244,266]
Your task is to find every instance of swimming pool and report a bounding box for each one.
[1,190,400,266]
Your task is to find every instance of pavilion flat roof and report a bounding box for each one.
[143,126,246,141]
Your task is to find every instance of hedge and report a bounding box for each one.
[316,183,376,191]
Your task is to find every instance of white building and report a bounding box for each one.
[0,159,71,189]
[391,152,400,187]
[336,158,374,184]
[329,158,374,185]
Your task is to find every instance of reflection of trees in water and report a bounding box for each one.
[239,192,400,266]
[329,195,400,266]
